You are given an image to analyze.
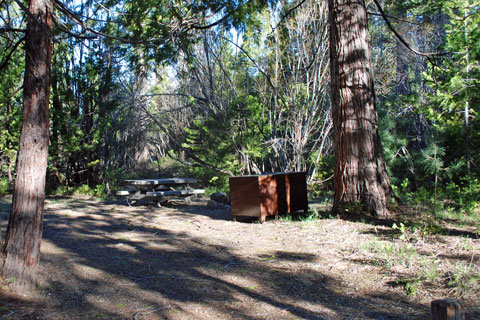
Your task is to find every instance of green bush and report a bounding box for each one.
[0,177,11,195]
[449,178,480,214]
[71,184,107,197]
[72,184,93,196]
[51,183,107,197]
[93,184,106,197]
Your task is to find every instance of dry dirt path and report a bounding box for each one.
[0,196,479,319]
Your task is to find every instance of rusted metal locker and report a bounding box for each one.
[229,172,308,222]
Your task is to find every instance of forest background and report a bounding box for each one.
[0,0,479,306]
[1,0,479,217]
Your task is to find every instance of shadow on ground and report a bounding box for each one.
[0,197,460,319]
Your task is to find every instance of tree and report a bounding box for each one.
[1,0,53,293]
[154,0,333,184]
[328,0,393,217]
[1,0,274,292]
[0,1,25,185]
[424,0,479,175]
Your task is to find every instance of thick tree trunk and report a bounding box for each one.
[329,0,392,218]
[1,0,52,293]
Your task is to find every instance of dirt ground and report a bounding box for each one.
[0,195,479,319]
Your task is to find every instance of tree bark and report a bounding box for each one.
[329,0,392,218]
[1,0,52,293]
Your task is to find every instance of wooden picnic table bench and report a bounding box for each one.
[116,178,205,206]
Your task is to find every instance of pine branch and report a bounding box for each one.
[53,0,175,46]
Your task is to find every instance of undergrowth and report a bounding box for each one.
[277,206,331,223]
[52,184,107,198]
[361,237,479,297]
[360,219,479,298]
[302,190,480,299]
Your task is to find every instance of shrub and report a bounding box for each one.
[0,178,11,195]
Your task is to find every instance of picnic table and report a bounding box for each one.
[116,178,205,206]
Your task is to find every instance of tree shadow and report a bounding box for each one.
[359,219,479,240]
[170,200,232,221]
[0,197,439,319]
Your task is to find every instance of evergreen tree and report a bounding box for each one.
[329,0,393,217]
[1,0,53,293]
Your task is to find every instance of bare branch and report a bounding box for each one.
[141,92,208,103]
[190,9,234,30]
[281,0,308,21]
[0,36,25,71]
[268,0,308,33]
[137,100,234,176]
[0,27,26,33]
[372,0,448,61]
[222,36,287,109]
[13,0,56,41]
[367,11,421,25]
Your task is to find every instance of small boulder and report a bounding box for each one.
[210,192,229,204]
[207,199,219,209]
[223,204,231,213]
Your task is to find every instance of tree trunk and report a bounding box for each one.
[1,0,52,293]
[395,12,409,97]
[329,0,392,218]
[50,56,62,187]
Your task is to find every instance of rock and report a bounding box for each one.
[207,199,219,209]
[207,199,229,210]
[223,204,231,214]
[210,192,229,204]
